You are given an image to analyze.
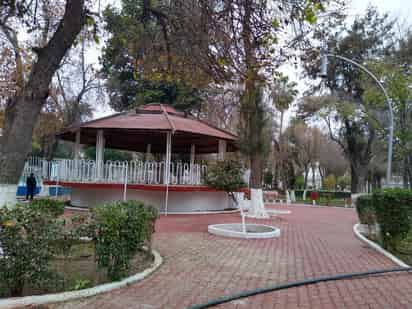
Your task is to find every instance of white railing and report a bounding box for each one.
[383,175,410,189]
[22,157,43,179]
[24,157,208,186]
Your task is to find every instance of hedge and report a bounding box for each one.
[28,198,65,217]
[372,189,412,250]
[0,199,158,296]
[0,202,64,297]
[294,190,351,200]
[355,195,376,226]
[93,200,158,281]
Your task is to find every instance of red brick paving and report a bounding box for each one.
[50,205,412,309]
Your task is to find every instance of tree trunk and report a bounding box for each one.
[250,154,263,189]
[241,0,261,190]
[10,278,24,297]
[0,0,86,187]
[0,95,44,184]
[374,174,382,190]
[304,166,309,189]
[279,111,284,141]
[403,156,412,189]
[274,162,279,189]
[239,0,268,218]
[350,163,368,193]
[318,166,325,188]
[403,170,409,189]
[311,163,316,189]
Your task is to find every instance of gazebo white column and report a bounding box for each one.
[164,131,172,215]
[96,130,105,180]
[74,130,81,160]
[190,144,196,166]
[73,130,82,180]
[146,144,152,161]
[218,139,227,161]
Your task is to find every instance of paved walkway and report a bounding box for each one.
[52,205,412,309]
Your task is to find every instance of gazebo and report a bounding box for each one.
[42,104,240,213]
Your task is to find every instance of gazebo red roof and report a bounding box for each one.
[58,104,238,154]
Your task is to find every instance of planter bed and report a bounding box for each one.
[0,250,162,309]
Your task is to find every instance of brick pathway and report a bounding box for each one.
[51,205,412,309]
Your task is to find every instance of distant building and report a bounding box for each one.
[306,163,322,190]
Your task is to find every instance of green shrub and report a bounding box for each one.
[294,176,305,189]
[204,160,245,203]
[356,195,376,225]
[263,170,273,187]
[323,175,337,191]
[319,193,334,206]
[0,204,63,297]
[29,198,65,217]
[295,190,351,200]
[71,278,92,291]
[337,175,351,190]
[373,189,412,250]
[93,201,158,281]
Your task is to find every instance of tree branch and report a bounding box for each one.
[27,0,87,100]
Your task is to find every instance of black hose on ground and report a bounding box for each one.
[186,267,412,309]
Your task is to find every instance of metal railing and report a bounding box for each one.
[24,157,208,186]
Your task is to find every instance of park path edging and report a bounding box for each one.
[159,209,240,215]
[286,203,354,210]
[353,223,409,268]
[65,206,240,215]
[0,250,162,309]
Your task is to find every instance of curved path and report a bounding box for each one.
[51,205,412,309]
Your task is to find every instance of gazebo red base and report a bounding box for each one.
[44,181,243,213]
[44,181,227,192]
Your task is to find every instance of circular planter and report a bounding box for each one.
[0,250,162,309]
[208,223,280,239]
[266,209,291,215]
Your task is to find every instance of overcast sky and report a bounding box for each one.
[351,0,412,20]
[92,0,412,119]
[280,0,412,126]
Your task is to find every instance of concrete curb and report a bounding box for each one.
[0,250,163,309]
[208,223,281,239]
[284,203,355,210]
[65,206,240,216]
[159,209,240,215]
[353,223,409,268]
[65,206,90,212]
[266,209,291,215]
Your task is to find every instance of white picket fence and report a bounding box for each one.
[24,157,208,186]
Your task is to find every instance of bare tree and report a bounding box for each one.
[318,134,348,184]
[289,123,321,188]
[0,0,88,189]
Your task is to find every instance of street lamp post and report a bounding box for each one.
[320,52,394,186]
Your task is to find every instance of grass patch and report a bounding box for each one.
[388,229,412,265]
[21,241,154,297]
